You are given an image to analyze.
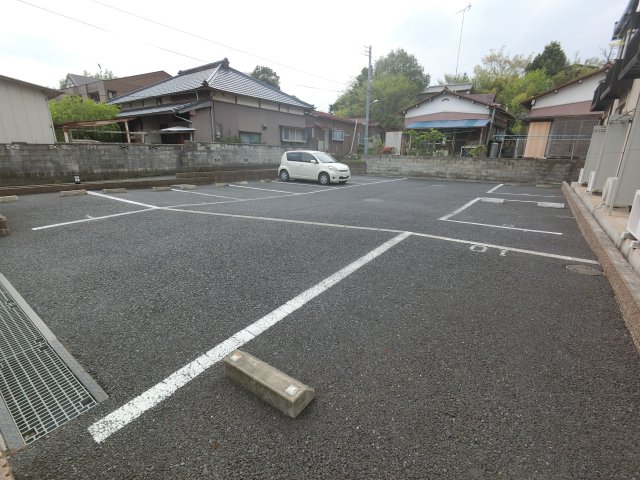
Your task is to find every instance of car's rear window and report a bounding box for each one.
[286,152,301,162]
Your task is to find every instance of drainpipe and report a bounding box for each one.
[349,119,358,155]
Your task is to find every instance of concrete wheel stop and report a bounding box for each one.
[224,350,315,418]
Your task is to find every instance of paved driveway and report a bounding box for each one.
[1,177,639,479]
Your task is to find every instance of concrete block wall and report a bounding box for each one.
[0,143,285,185]
[365,155,582,184]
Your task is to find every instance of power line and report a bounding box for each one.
[17,0,208,64]
[87,0,347,86]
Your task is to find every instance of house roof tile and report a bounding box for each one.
[110,59,313,109]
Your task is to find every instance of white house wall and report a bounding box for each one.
[405,95,489,119]
[533,74,604,110]
[0,79,55,143]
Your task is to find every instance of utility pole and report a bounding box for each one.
[455,3,471,79]
[364,45,372,155]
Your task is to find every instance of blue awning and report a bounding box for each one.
[405,119,490,129]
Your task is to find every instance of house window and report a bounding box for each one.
[281,127,305,143]
[88,92,100,102]
[306,127,315,139]
[107,90,118,100]
[239,132,261,144]
[332,130,345,141]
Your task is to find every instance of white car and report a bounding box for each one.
[278,151,350,185]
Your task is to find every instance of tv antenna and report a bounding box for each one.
[455,3,471,78]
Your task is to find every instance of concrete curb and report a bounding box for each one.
[563,182,640,355]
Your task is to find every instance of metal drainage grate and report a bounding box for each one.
[0,279,98,446]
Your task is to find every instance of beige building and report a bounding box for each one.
[0,75,60,144]
[522,69,606,159]
[582,0,640,208]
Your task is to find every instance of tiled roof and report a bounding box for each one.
[114,100,207,118]
[110,59,313,109]
[67,74,96,87]
[423,83,473,94]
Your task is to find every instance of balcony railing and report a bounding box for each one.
[601,61,633,99]
[591,81,611,112]
[619,28,640,80]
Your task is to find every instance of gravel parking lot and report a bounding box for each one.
[1,176,639,479]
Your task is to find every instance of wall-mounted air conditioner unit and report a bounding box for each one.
[627,190,640,240]
[587,171,597,193]
[577,168,587,185]
[602,177,619,207]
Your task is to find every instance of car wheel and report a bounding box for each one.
[279,169,289,182]
[319,172,330,185]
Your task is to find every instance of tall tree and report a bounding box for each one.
[526,41,568,77]
[374,48,430,90]
[473,47,532,94]
[329,49,429,130]
[249,66,280,89]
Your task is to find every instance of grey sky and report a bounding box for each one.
[0,0,626,111]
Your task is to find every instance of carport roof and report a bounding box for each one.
[405,119,490,129]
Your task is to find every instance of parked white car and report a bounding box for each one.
[278,151,350,185]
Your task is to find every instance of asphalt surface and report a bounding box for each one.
[0,176,639,479]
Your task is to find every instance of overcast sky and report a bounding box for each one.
[1,0,627,111]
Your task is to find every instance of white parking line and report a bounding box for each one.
[487,184,503,194]
[230,185,296,194]
[439,198,481,221]
[88,231,412,443]
[87,191,158,208]
[494,192,558,198]
[31,178,407,229]
[170,189,238,200]
[32,209,156,231]
[441,219,563,235]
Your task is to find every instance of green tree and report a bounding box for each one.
[473,47,532,95]
[500,69,552,115]
[49,95,121,141]
[49,95,120,125]
[332,74,421,131]
[526,41,568,77]
[439,73,471,85]
[406,129,445,155]
[329,49,428,130]
[249,65,280,89]
[374,48,430,89]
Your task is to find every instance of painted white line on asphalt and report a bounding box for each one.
[438,197,481,220]
[167,177,407,208]
[88,231,412,443]
[493,192,558,198]
[87,191,158,208]
[170,189,238,200]
[442,219,563,235]
[163,207,595,263]
[230,185,296,194]
[32,208,156,230]
[408,231,598,264]
[483,197,539,204]
[487,184,503,193]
